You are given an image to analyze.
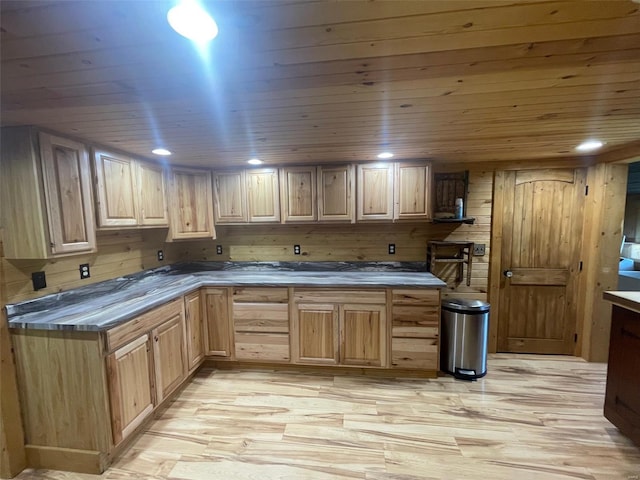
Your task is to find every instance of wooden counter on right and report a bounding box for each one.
[602,291,640,447]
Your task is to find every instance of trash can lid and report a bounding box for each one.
[442,298,490,312]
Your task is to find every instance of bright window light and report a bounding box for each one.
[247,158,263,165]
[377,152,394,159]
[575,140,604,152]
[152,148,172,156]
[167,1,218,43]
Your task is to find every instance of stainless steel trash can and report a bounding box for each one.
[440,299,490,380]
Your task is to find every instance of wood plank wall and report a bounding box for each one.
[0,229,27,478]
[171,170,493,302]
[2,170,492,305]
[3,229,171,304]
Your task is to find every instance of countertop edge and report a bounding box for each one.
[8,272,446,332]
[603,291,640,314]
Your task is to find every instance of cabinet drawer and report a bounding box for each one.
[392,305,439,325]
[234,333,290,362]
[293,289,386,305]
[233,303,289,333]
[391,337,438,369]
[391,289,439,306]
[233,288,289,303]
[106,298,183,352]
[392,326,438,339]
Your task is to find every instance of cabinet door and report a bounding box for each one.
[356,163,394,221]
[138,161,169,226]
[340,304,386,367]
[106,334,154,445]
[203,288,233,357]
[246,168,280,223]
[280,166,316,223]
[214,171,248,224]
[292,303,339,365]
[394,162,432,220]
[39,132,97,254]
[317,165,355,222]
[152,313,187,403]
[167,167,216,240]
[93,150,139,227]
[184,291,205,371]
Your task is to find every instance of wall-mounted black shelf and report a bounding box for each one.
[433,217,476,224]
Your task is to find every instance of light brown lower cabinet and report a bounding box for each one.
[291,290,387,368]
[184,290,205,370]
[106,334,154,445]
[390,289,440,370]
[232,287,290,362]
[152,312,188,403]
[203,287,233,357]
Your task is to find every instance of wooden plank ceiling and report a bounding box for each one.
[1,0,639,168]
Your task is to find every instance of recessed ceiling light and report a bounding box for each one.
[167,1,219,43]
[377,152,394,159]
[152,148,172,156]
[575,139,604,152]
[247,158,263,165]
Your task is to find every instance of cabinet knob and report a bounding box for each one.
[503,270,513,278]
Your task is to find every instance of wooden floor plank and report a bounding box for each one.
[14,354,640,479]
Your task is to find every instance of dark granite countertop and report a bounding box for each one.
[6,262,445,332]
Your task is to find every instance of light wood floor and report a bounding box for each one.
[16,354,640,480]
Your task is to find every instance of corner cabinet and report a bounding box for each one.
[0,127,97,259]
[167,166,216,240]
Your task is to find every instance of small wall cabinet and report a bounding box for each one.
[280,166,317,223]
[317,164,355,222]
[213,168,280,224]
[167,166,216,240]
[0,127,97,259]
[357,163,395,221]
[93,150,168,228]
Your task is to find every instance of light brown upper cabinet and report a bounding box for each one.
[317,164,355,223]
[280,166,317,223]
[357,163,395,221]
[357,161,432,222]
[246,168,280,223]
[394,161,432,221]
[166,166,216,241]
[0,127,96,259]
[93,150,168,228]
[213,170,248,224]
[214,168,280,224]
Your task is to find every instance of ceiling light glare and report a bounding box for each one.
[377,152,394,160]
[575,139,604,152]
[247,158,263,165]
[167,1,219,43]
[152,148,172,156]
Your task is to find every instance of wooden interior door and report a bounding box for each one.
[496,169,586,354]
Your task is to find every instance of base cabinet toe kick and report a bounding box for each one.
[10,285,441,474]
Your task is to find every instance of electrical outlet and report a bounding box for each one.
[473,244,486,256]
[32,271,46,291]
[293,245,301,255]
[79,263,90,279]
[216,245,223,255]
[388,243,396,254]
[157,249,164,261]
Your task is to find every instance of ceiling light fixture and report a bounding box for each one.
[167,0,219,43]
[152,148,172,156]
[377,152,394,160]
[575,139,604,152]
[247,158,263,165]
